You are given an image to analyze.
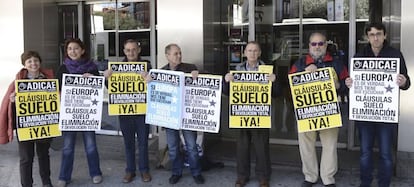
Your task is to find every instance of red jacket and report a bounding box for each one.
[0,68,54,144]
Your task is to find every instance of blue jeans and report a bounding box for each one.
[119,115,149,174]
[357,121,395,187]
[166,129,201,176]
[59,131,102,182]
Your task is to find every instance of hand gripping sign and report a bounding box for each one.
[289,67,342,133]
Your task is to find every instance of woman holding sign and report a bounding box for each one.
[56,38,103,187]
[0,51,54,187]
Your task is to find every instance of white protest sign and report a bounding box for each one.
[59,74,105,131]
[349,58,400,123]
[182,74,222,133]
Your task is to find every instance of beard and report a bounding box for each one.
[310,50,326,61]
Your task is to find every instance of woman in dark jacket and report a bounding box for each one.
[56,38,103,187]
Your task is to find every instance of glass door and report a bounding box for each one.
[58,1,153,135]
[86,0,152,135]
[263,0,369,146]
[269,0,301,142]
[58,5,79,62]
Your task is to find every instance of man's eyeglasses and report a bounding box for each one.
[310,41,325,47]
[367,32,384,38]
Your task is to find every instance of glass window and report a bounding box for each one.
[89,1,151,62]
[356,0,369,53]
[274,0,300,23]
[91,2,150,32]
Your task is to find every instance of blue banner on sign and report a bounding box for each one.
[145,69,184,130]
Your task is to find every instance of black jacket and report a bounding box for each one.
[355,43,410,90]
[161,62,197,73]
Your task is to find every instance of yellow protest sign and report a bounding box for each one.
[108,62,148,115]
[229,67,273,128]
[289,67,342,133]
[15,79,61,141]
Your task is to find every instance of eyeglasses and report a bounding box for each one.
[367,32,384,38]
[310,41,325,46]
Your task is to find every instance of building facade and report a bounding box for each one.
[1,0,413,178]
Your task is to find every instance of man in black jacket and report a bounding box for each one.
[345,22,410,187]
[103,39,152,184]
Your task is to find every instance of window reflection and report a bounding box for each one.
[91,2,150,31]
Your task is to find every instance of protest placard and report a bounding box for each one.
[182,74,222,133]
[348,58,400,123]
[289,67,342,133]
[15,79,61,141]
[229,68,272,128]
[145,69,184,130]
[59,74,105,131]
[107,62,147,115]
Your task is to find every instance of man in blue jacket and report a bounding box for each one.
[345,22,410,187]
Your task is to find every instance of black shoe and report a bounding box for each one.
[193,175,205,184]
[302,181,317,187]
[169,175,182,184]
[325,184,336,187]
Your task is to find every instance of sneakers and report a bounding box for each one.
[92,175,103,184]
[193,174,205,184]
[169,175,182,184]
[56,180,66,187]
[122,173,136,183]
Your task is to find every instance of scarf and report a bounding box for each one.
[64,57,97,74]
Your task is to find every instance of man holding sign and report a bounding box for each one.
[225,41,279,187]
[345,23,410,187]
[103,39,152,183]
[289,32,348,187]
[160,43,205,185]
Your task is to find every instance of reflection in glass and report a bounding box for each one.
[91,2,150,31]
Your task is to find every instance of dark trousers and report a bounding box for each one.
[236,129,271,181]
[119,115,150,173]
[357,121,395,187]
[18,140,51,187]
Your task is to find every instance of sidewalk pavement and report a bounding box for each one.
[0,134,413,187]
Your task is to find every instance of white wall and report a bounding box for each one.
[398,0,414,152]
[156,0,203,69]
[0,0,24,98]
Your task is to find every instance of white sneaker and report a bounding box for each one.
[92,175,103,184]
[148,133,153,139]
[56,180,66,187]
